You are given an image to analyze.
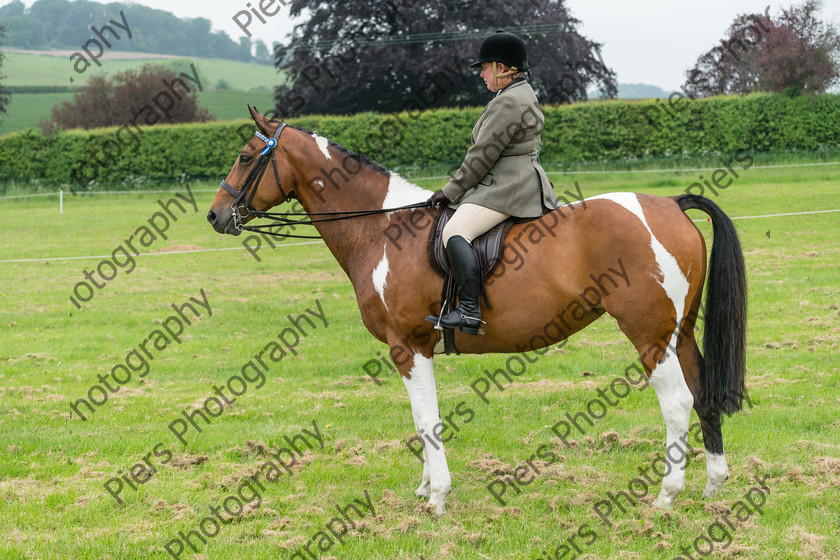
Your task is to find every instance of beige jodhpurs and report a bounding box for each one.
[442,203,510,247]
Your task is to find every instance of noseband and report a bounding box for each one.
[220,123,289,231]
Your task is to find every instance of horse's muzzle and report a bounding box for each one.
[206,207,241,236]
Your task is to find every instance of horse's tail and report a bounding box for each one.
[674,194,747,417]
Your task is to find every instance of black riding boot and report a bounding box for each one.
[426,235,484,335]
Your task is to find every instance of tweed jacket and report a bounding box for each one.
[441,79,560,217]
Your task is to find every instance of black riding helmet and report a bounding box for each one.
[470,29,529,71]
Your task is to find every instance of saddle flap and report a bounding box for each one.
[427,208,513,280]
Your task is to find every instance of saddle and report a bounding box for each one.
[426,208,515,354]
[427,207,514,282]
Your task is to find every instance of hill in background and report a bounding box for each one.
[590,83,668,99]
[0,0,273,65]
[0,52,279,136]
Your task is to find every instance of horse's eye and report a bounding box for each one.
[240,153,252,165]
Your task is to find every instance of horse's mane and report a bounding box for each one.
[287,125,391,178]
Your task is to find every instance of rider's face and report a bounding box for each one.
[480,62,503,92]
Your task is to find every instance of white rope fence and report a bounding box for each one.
[2,160,839,204]
[0,209,837,265]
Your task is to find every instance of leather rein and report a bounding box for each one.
[221,124,430,240]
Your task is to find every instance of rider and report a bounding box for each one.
[426,30,560,335]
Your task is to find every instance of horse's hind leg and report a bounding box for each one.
[614,300,695,507]
[641,339,695,508]
[697,412,729,498]
[679,336,731,499]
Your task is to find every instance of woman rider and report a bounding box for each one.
[426,30,560,334]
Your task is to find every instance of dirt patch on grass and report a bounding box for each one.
[5,353,59,364]
[788,526,828,558]
[599,429,649,450]
[153,499,194,519]
[470,453,512,476]
[0,477,45,503]
[170,454,209,470]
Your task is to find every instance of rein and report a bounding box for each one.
[222,123,432,240]
[245,203,431,239]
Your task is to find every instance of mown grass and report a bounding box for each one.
[0,90,275,137]
[1,52,278,89]
[0,52,279,136]
[0,92,74,136]
[0,160,838,560]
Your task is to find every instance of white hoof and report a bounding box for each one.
[652,492,674,509]
[703,453,729,499]
[415,482,431,498]
[702,481,724,499]
[429,501,447,515]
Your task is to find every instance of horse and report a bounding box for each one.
[206,107,747,515]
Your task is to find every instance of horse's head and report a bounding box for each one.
[206,106,298,235]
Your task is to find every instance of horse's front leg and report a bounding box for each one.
[398,350,451,515]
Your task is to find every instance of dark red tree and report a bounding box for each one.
[685,0,840,97]
[44,64,212,132]
[273,0,617,117]
[757,1,840,94]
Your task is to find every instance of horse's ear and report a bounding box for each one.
[247,104,273,134]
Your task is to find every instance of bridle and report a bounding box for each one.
[220,122,432,240]
[220,123,289,232]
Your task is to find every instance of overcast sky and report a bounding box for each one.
[7,0,840,92]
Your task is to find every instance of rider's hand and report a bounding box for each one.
[428,190,449,208]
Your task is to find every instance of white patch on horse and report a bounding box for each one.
[312,134,331,160]
[648,350,694,508]
[592,192,694,508]
[383,173,432,216]
[703,452,730,498]
[372,246,389,310]
[589,193,689,331]
[402,352,451,514]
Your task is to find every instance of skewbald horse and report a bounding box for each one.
[207,107,747,515]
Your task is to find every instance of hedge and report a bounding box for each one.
[1,93,839,189]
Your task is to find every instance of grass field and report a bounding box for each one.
[1,52,279,89]
[0,90,275,137]
[0,52,279,136]
[0,161,839,559]
[0,92,74,136]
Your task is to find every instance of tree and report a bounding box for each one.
[43,64,211,132]
[238,37,253,62]
[0,1,46,48]
[254,40,271,65]
[0,26,10,122]
[685,0,840,96]
[273,0,616,117]
[758,1,840,94]
[1,0,252,61]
